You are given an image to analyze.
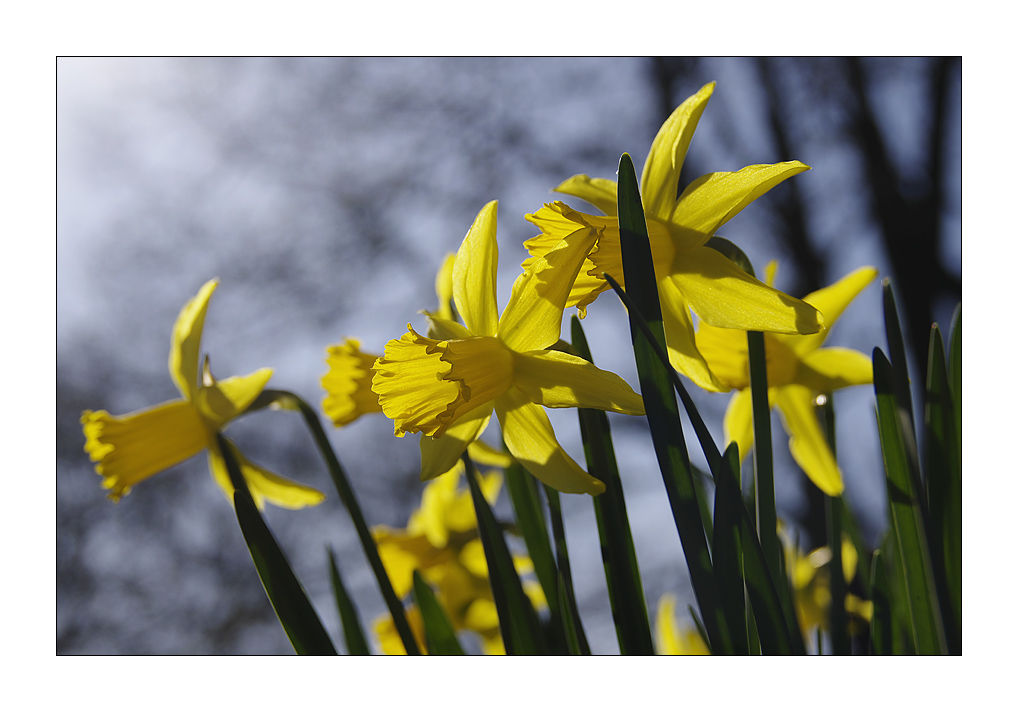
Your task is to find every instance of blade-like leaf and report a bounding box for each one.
[571,316,653,655]
[873,348,947,654]
[463,454,547,654]
[544,484,591,655]
[924,325,962,654]
[603,269,803,655]
[712,443,749,654]
[249,389,420,654]
[218,433,336,655]
[327,547,370,655]
[747,330,781,583]
[503,456,561,635]
[868,549,892,655]
[616,152,731,655]
[411,571,465,655]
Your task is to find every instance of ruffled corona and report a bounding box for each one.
[322,338,384,427]
[372,327,514,438]
[81,403,209,500]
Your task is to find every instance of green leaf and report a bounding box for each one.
[868,549,893,655]
[882,280,917,432]
[746,330,782,584]
[556,571,585,655]
[327,547,371,655]
[712,443,749,654]
[502,456,561,634]
[948,305,962,436]
[924,325,962,654]
[250,390,420,654]
[615,152,731,655]
[873,348,947,654]
[543,484,591,655]
[571,316,653,655]
[462,454,546,654]
[602,271,802,655]
[217,433,336,655]
[411,571,465,655]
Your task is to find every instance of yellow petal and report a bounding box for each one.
[722,388,755,465]
[373,526,452,598]
[640,82,715,219]
[792,266,879,355]
[81,401,209,500]
[169,279,219,401]
[465,439,513,468]
[420,403,493,481]
[796,347,874,392]
[434,252,457,321]
[424,311,473,341]
[499,225,599,353]
[672,247,822,334]
[322,339,383,427]
[523,202,611,316]
[670,162,810,243]
[208,437,326,510]
[453,201,500,337]
[495,387,605,495]
[658,279,726,391]
[197,366,274,430]
[374,606,427,655]
[553,174,619,216]
[512,350,644,415]
[774,385,844,496]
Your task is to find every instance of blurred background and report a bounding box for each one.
[56,57,960,654]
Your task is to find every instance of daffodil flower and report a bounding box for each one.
[372,464,543,654]
[81,279,325,510]
[371,200,645,495]
[524,82,822,391]
[780,524,873,637]
[695,263,878,495]
[654,593,710,655]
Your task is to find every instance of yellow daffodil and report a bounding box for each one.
[694,263,877,495]
[372,200,645,495]
[780,524,873,637]
[524,82,822,391]
[322,337,384,427]
[81,279,325,510]
[372,463,544,654]
[654,593,710,655]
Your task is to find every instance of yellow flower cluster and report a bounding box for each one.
[80,82,880,656]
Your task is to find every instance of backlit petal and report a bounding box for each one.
[321,338,383,427]
[673,248,822,334]
[791,266,878,355]
[434,252,456,322]
[774,385,844,496]
[453,201,500,337]
[670,162,810,243]
[553,174,618,216]
[208,437,326,510]
[513,350,644,415]
[197,366,274,430]
[722,388,755,464]
[658,279,726,391]
[641,82,715,219]
[500,226,599,353]
[797,347,874,392]
[495,387,605,495]
[169,279,218,401]
[81,401,209,500]
[419,402,494,481]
